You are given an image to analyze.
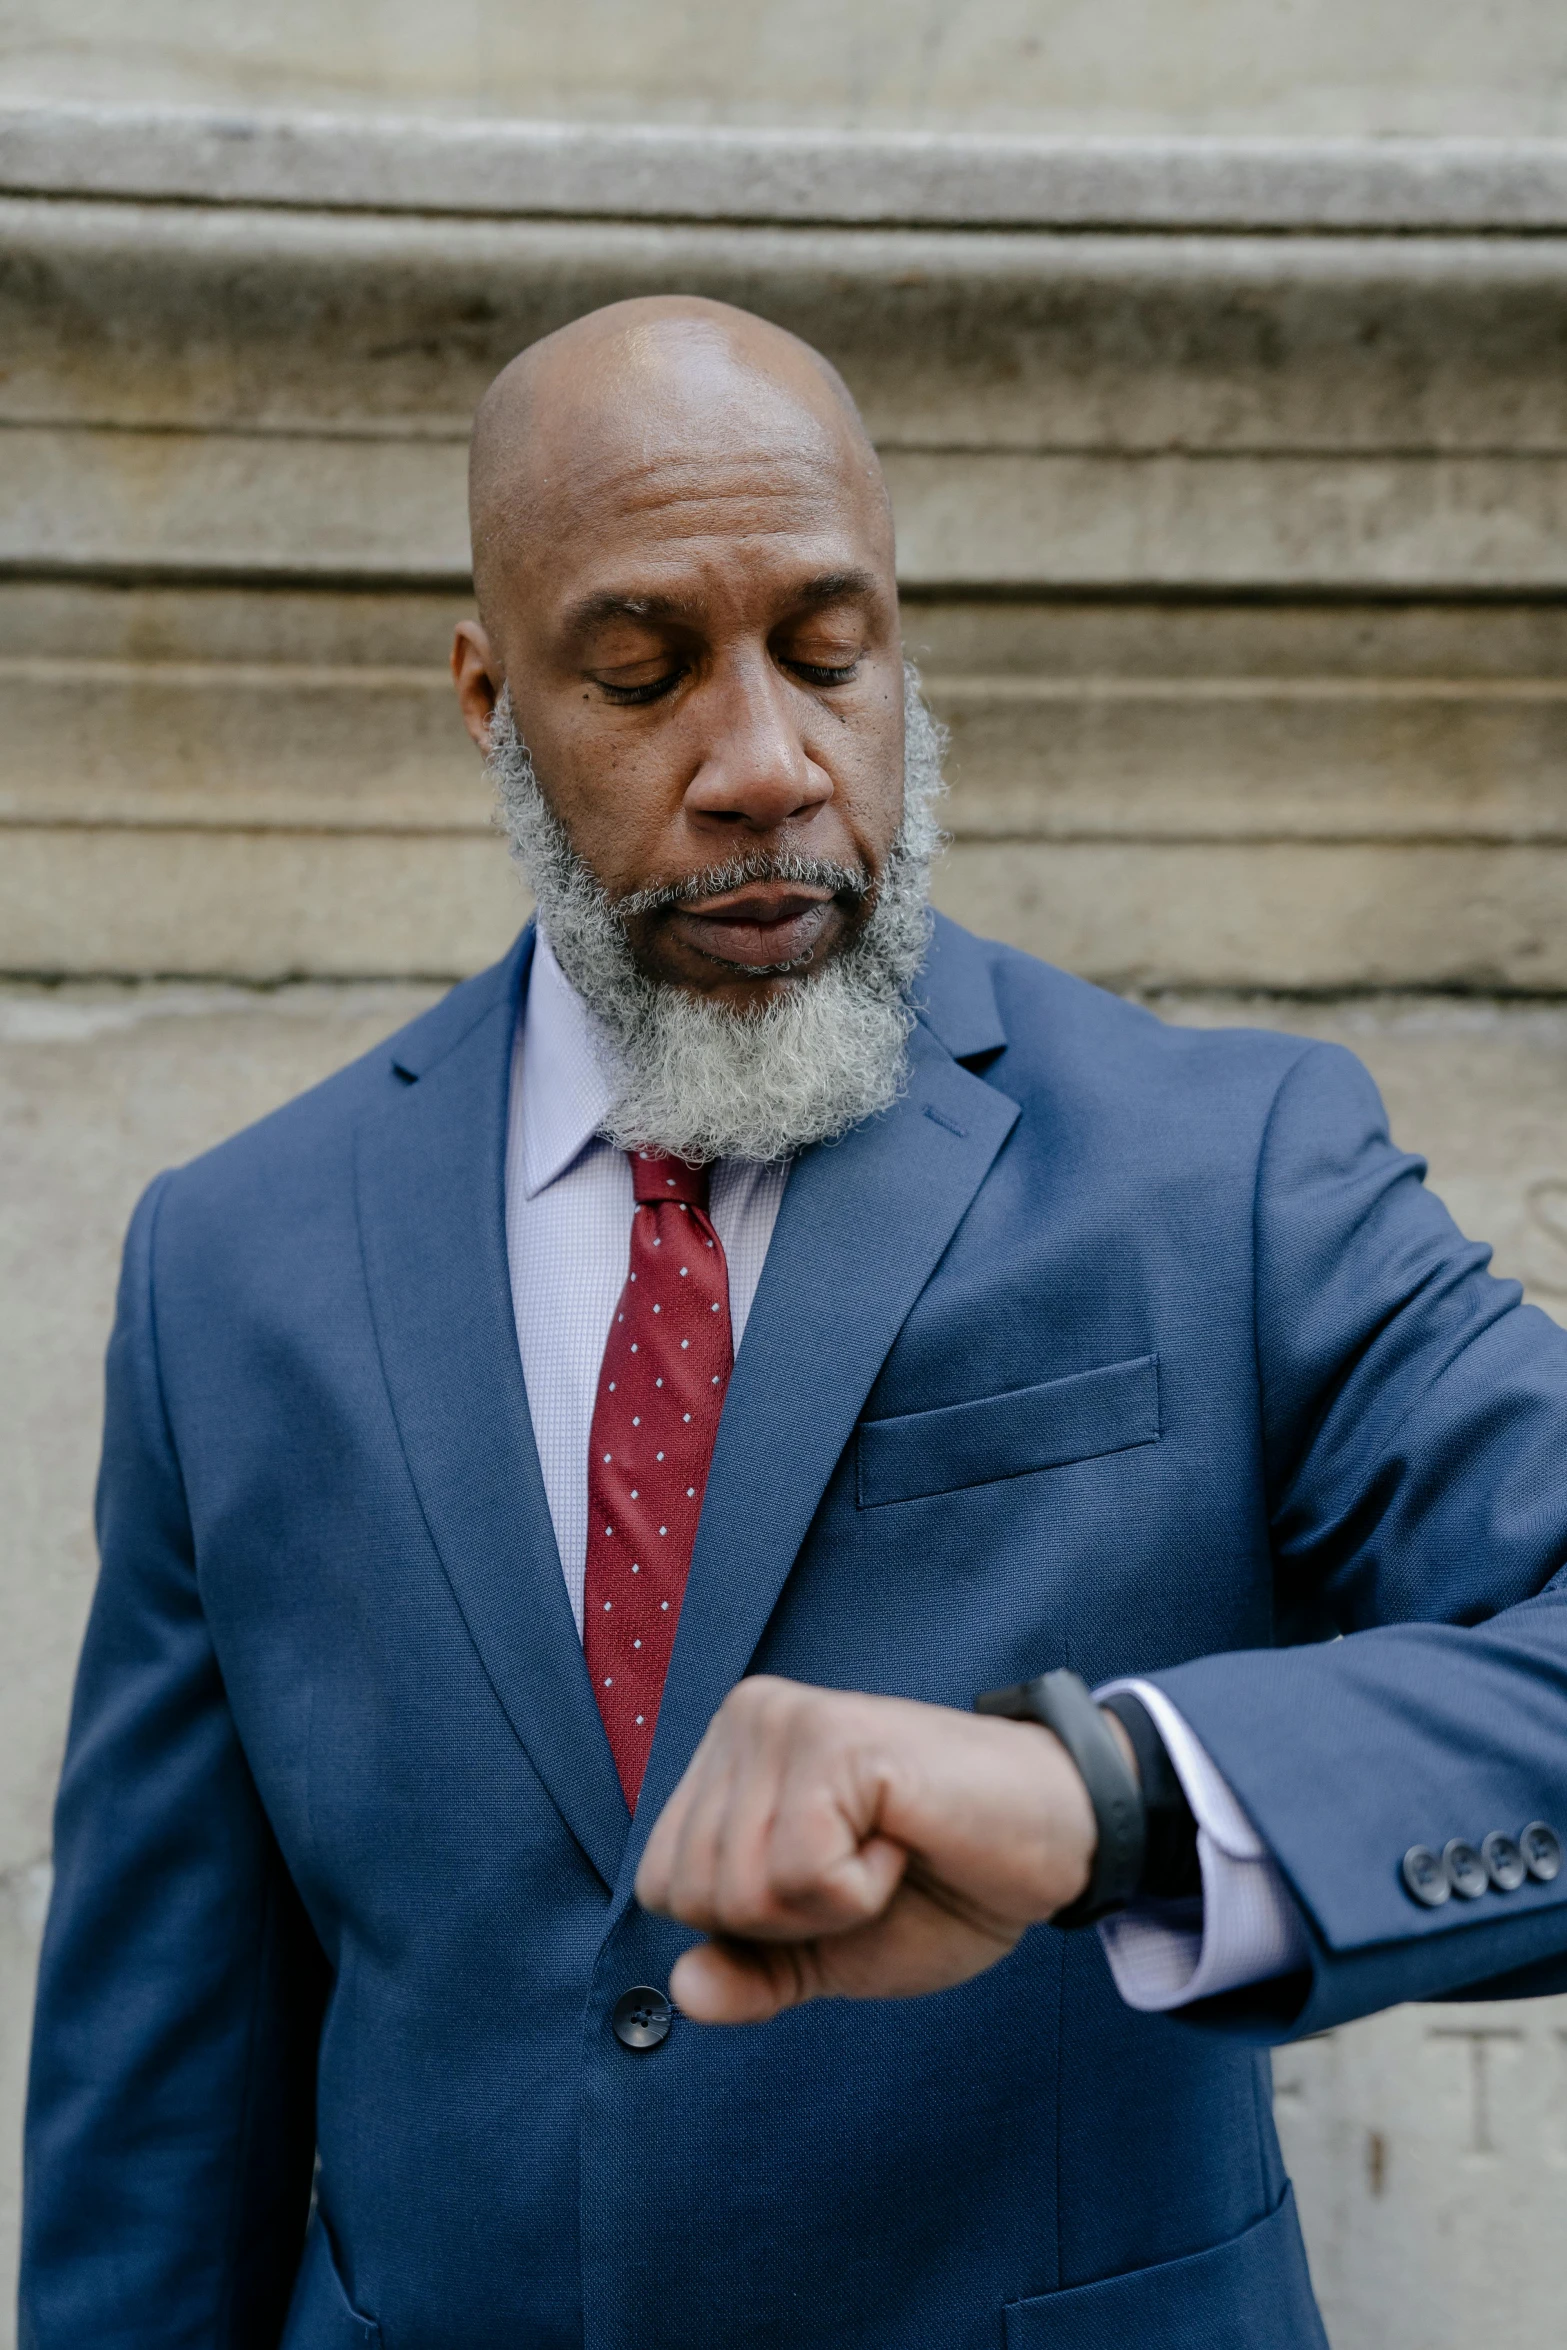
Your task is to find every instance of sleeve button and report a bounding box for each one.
[1521,1822,1564,1883]
[1402,1844,1450,1906]
[1443,1839,1489,1900]
[1481,1830,1527,1892]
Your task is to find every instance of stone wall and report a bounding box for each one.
[2,58,1567,2350]
[3,0,1567,134]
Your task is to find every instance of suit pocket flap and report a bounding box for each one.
[1004,2186,1327,2349]
[856,1354,1159,1508]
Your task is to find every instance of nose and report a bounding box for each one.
[681,658,834,833]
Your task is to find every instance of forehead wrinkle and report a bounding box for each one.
[541,430,862,532]
[560,562,882,643]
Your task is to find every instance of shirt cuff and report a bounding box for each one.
[1091,1677,1310,2012]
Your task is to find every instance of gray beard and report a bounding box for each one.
[487,667,947,1164]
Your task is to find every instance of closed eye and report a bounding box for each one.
[597,669,687,705]
[788,659,860,688]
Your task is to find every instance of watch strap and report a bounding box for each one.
[974,1668,1146,1928]
[1098,1691,1201,1902]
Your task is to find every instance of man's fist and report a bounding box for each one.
[634,1676,1100,2024]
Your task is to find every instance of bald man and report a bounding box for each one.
[22,298,1567,2350]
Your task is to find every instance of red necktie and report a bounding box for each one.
[584,1152,733,1805]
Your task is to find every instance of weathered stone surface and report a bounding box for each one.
[10,204,1567,453]
[3,117,1567,991]
[0,828,526,979]
[3,12,1567,137]
[14,424,1567,596]
[943,841,1567,993]
[9,106,1567,232]
[1274,1993,1567,2350]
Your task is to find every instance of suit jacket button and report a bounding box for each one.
[1520,1822,1564,1883]
[1481,1831,1527,1892]
[1402,1845,1450,1906]
[1443,1840,1488,1899]
[613,1986,673,2050]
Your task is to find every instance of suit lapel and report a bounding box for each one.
[355,931,629,1892]
[622,1014,1020,1891]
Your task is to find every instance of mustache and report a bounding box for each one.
[612,851,874,924]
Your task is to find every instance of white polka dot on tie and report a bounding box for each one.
[631,1489,638,1499]
[686,1487,695,1497]
[632,1416,640,1427]
[604,1677,613,1687]
[630,1344,638,1353]
[653,1304,661,1314]
[683,1413,691,1422]
[632,1563,640,1572]
[661,1600,670,1610]
[659,1525,667,1535]
[653,1237,661,1248]
[679,1267,688,1277]
[636,1713,644,1724]
[602,1453,611,1463]
[617,1314,623,1324]
[603,1600,611,1610]
[608,1381,616,1392]
[605,1526,613,1536]
[630,1272,637,1282]
[656,1450,664,1461]
[711,1375,720,1385]
[681,1340,689,1350]
[710,1302,719,1313]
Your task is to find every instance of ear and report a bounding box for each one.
[451,619,502,751]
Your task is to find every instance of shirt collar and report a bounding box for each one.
[516,929,620,1199]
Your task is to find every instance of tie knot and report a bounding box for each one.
[629,1150,710,1209]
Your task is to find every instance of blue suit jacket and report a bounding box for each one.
[22,917,1567,2350]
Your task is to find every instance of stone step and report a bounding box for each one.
[3,109,1567,983]
[9,653,1567,844]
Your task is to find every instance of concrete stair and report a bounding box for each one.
[4,104,1567,985]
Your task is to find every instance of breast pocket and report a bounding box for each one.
[855,1355,1160,1508]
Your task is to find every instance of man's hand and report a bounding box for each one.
[635,1676,1099,2023]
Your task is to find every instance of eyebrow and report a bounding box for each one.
[561,568,882,638]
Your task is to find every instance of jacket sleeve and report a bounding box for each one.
[20,1176,327,2349]
[1148,1041,1567,2040]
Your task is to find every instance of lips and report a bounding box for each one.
[670,887,838,971]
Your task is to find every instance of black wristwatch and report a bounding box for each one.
[974,1669,1146,1928]
[975,1670,1201,1927]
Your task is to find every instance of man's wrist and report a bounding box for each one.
[974,1670,1145,1927]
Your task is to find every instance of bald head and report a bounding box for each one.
[469,297,889,622]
